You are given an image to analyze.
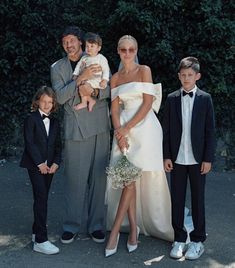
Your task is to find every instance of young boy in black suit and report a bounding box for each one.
[20,86,62,254]
[162,57,215,260]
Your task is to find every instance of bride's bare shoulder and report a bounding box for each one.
[138,65,152,82]
[139,64,151,73]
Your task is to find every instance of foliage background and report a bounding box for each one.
[0,0,234,169]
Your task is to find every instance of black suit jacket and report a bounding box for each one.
[20,110,62,170]
[162,88,215,164]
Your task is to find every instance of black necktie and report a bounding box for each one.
[182,91,193,97]
[42,114,50,120]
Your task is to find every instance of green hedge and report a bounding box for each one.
[0,0,234,169]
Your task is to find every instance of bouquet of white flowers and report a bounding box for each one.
[106,149,142,189]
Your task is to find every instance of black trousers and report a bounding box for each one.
[170,163,206,243]
[28,169,53,243]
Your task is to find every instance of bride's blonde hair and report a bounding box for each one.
[118,35,138,49]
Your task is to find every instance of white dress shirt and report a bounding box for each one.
[175,86,198,165]
[39,109,50,136]
[38,109,50,166]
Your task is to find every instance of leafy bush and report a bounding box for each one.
[0,0,234,168]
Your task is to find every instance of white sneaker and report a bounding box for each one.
[170,241,187,259]
[185,242,204,260]
[33,241,60,255]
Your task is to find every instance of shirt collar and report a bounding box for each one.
[39,109,50,117]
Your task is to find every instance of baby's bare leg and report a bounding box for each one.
[87,96,96,112]
[74,96,89,110]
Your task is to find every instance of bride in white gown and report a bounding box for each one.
[105,35,173,257]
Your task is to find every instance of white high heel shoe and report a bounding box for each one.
[127,226,140,253]
[105,233,120,257]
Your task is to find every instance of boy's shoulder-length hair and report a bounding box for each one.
[31,86,58,113]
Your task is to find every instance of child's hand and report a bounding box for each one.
[164,159,173,172]
[38,163,50,174]
[99,79,107,89]
[200,162,211,174]
[48,163,59,174]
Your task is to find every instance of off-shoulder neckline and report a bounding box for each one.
[112,81,154,91]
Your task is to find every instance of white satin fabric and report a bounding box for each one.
[106,82,174,242]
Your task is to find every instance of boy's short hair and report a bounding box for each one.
[31,86,58,113]
[178,57,200,73]
[84,32,102,47]
[61,26,83,42]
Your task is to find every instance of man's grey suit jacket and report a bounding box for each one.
[51,56,110,141]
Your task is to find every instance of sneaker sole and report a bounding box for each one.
[170,253,184,259]
[33,247,60,255]
[91,236,105,243]
[185,248,204,260]
[60,234,76,244]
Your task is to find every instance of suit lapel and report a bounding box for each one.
[48,118,54,140]
[191,88,201,127]
[175,90,182,124]
[65,57,73,78]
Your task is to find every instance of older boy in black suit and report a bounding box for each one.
[162,57,215,260]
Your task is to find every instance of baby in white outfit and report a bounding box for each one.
[73,32,110,111]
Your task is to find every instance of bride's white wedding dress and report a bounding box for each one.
[106,82,174,242]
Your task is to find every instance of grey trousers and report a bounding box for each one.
[63,132,110,234]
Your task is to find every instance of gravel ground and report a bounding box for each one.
[0,158,234,268]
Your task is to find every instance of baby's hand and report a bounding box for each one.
[99,79,108,89]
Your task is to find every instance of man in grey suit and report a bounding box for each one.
[51,26,110,244]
